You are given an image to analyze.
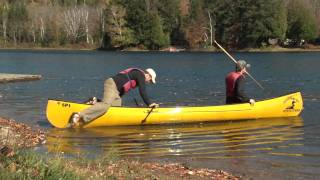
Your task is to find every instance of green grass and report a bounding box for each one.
[0,148,162,180]
[0,149,79,180]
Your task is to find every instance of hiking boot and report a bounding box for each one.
[67,113,84,128]
[85,96,101,105]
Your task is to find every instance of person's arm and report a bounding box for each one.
[132,71,151,106]
[235,76,250,103]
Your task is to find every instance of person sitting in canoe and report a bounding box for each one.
[69,68,159,127]
[225,60,255,105]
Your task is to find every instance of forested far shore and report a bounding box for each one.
[0,0,319,51]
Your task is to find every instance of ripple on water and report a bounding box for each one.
[46,117,304,161]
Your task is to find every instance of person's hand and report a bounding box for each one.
[149,103,159,108]
[249,99,255,106]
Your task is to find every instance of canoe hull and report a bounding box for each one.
[46,92,303,128]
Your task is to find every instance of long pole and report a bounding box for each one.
[214,40,264,90]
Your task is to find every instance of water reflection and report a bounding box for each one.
[46,117,304,160]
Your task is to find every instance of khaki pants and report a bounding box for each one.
[79,78,121,123]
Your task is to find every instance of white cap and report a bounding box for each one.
[145,68,156,84]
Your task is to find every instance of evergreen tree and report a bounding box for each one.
[149,13,169,49]
[213,0,287,48]
[7,0,29,44]
[104,0,137,49]
[287,0,317,42]
[158,0,180,45]
[270,0,287,41]
[124,0,168,50]
[123,0,150,49]
[237,0,287,48]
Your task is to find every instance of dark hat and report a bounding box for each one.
[236,60,251,71]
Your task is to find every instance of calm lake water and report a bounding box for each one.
[0,50,319,179]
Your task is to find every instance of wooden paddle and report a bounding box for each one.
[141,106,155,124]
[214,40,264,90]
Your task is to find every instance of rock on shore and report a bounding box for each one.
[0,73,42,83]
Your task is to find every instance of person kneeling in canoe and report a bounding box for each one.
[225,60,255,105]
[69,68,159,127]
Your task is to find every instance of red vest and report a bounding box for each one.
[226,71,243,97]
[118,68,145,93]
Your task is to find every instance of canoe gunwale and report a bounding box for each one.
[47,91,301,109]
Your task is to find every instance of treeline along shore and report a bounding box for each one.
[0,0,319,51]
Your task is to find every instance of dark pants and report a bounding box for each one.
[226,96,243,104]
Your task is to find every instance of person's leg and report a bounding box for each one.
[79,102,111,123]
[79,78,119,123]
[103,78,121,106]
[111,96,122,106]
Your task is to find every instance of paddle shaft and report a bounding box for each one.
[214,40,264,90]
[141,106,155,124]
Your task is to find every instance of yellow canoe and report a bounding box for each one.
[46,92,303,128]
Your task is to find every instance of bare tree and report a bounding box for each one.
[28,5,47,44]
[105,3,133,47]
[62,6,89,43]
[99,8,105,45]
[109,5,125,39]
[85,10,90,43]
[0,1,9,43]
[204,11,214,47]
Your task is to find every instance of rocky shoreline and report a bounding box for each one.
[0,117,45,148]
[0,117,242,179]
